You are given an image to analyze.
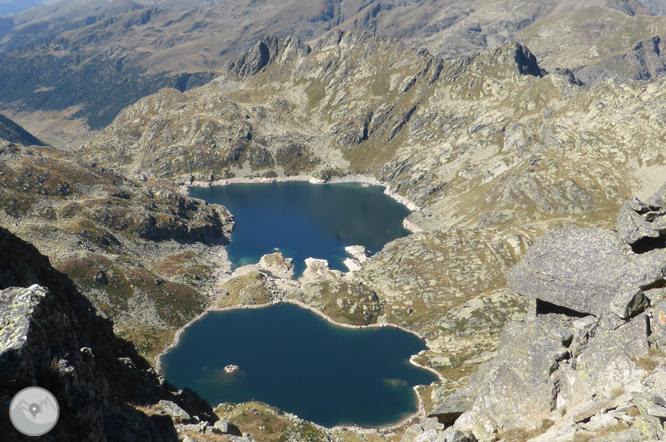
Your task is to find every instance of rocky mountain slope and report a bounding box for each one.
[81,31,666,440]
[420,183,666,442]
[0,117,234,361]
[3,0,666,132]
[0,113,44,146]
[0,226,222,441]
[88,31,664,234]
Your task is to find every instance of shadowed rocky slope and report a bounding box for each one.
[0,226,220,441]
[0,113,43,146]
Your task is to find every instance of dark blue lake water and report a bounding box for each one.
[189,182,412,276]
[161,303,438,427]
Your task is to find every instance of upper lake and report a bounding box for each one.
[160,303,439,427]
[189,182,412,276]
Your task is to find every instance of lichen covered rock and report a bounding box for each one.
[507,228,666,318]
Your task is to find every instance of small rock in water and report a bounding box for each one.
[224,364,239,373]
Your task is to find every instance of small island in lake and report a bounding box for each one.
[224,364,239,373]
[161,303,438,427]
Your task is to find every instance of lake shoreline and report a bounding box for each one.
[155,297,444,431]
[184,174,421,217]
[156,297,444,383]
[160,174,438,430]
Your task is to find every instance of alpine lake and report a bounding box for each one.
[161,182,439,427]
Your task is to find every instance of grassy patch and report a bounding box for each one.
[497,419,556,442]
[301,279,383,326]
[275,143,320,175]
[633,355,659,371]
[573,422,629,442]
[214,402,331,442]
[216,272,274,308]
[305,80,326,110]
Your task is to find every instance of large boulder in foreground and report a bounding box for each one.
[506,228,665,318]
[433,314,571,434]
[432,182,666,441]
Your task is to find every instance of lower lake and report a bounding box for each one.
[188,182,412,276]
[160,303,439,427]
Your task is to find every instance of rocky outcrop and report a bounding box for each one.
[617,180,666,249]
[301,258,337,281]
[258,252,294,278]
[401,417,477,442]
[506,228,662,319]
[227,36,311,78]
[576,36,666,84]
[428,184,666,441]
[0,226,219,441]
[212,418,242,436]
[345,245,371,262]
[430,304,665,441]
[343,245,370,272]
[510,42,547,77]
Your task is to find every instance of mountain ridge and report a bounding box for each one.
[0,113,44,146]
[4,0,666,132]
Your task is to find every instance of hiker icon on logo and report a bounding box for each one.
[9,387,59,436]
